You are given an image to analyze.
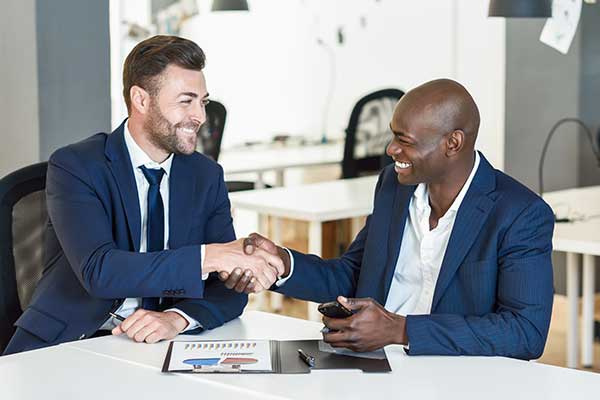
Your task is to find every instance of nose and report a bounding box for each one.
[386,139,401,158]
[190,100,206,126]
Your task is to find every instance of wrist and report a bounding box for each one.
[276,246,291,277]
[394,315,408,345]
[164,311,189,332]
[202,243,219,274]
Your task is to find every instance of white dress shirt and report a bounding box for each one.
[278,152,480,318]
[99,121,201,331]
[384,152,480,316]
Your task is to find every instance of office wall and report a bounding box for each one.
[504,7,600,295]
[455,0,505,169]
[578,6,600,188]
[36,0,111,160]
[504,20,581,193]
[0,0,111,177]
[104,0,505,169]
[0,0,40,178]
[172,1,454,147]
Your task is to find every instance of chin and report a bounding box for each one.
[396,173,417,186]
[177,146,196,155]
[176,138,197,155]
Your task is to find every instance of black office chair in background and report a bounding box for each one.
[197,100,226,161]
[342,88,404,179]
[198,99,265,192]
[0,162,48,352]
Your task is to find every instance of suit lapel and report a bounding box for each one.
[167,155,195,249]
[105,122,141,251]
[378,184,415,305]
[431,154,497,311]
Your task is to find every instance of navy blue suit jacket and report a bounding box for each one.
[4,122,247,354]
[275,153,554,359]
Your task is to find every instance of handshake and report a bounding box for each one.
[203,233,290,293]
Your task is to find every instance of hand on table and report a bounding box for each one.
[111,309,188,343]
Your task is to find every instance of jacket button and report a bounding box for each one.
[79,334,86,340]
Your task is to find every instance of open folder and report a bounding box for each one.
[161,339,391,374]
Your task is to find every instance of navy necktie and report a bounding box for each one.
[139,165,165,311]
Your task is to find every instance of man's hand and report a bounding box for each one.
[218,233,291,293]
[322,296,407,352]
[204,238,284,290]
[111,309,188,343]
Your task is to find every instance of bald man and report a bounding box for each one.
[225,79,555,360]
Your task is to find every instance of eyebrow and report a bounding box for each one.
[179,92,210,98]
[389,123,413,140]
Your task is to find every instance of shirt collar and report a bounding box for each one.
[413,151,481,214]
[124,119,173,176]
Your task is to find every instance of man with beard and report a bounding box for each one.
[222,79,555,360]
[3,35,283,355]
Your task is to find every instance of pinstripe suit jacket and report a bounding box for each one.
[276,152,554,359]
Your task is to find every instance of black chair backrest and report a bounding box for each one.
[0,162,48,352]
[197,100,227,161]
[342,88,405,179]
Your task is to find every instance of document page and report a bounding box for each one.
[165,340,272,372]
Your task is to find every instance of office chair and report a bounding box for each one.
[197,100,267,192]
[197,100,226,161]
[342,88,404,179]
[0,162,48,352]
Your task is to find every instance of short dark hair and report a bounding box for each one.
[122,35,206,114]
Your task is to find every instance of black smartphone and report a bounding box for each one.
[317,300,353,318]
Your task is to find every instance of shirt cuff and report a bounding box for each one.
[200,244,208,280]
[164,308,202,332]
[275,247,295,287]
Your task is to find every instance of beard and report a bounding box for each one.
[143,100,200,155]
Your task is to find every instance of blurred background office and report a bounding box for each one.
[1,0,600,371]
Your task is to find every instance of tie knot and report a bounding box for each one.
[139,165,165,186]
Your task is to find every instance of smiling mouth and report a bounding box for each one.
[177,126,199,135]
[394,161,412,169]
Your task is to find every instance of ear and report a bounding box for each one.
[130,85,151,115]
[445,129,465,157]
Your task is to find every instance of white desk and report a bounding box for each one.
[229,176,377,253]
[229,176,378,319]
[33,311,600,400]
[0,340,272,400]
[544,186,600,369]
[219,141,344,187]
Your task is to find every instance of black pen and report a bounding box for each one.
[109,312,125,322]
[297,348,315,367]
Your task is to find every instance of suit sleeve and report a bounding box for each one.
[46,148,206,299]
[405,199,555,360]
[168,166,247,331]
[272,172,386,303]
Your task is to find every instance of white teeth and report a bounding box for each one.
[395,161,411,169]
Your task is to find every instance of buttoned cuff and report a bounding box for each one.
[275,248,295,287]
[165,308,202,332]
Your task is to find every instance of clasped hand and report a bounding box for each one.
[205,236,286,292]
[216,233,288,293]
